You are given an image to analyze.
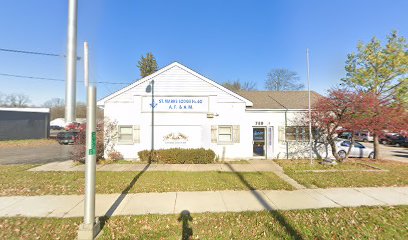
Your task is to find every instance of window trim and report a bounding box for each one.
[118,125,133,144]
[285,126,310,142]
[218,125,233,144]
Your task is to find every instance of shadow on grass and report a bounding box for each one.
[224,163,304,240]
[99,163,151,230]
[178,210,193,240]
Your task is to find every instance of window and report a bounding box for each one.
[285,126,310,142]
[353,142,365,148]
[218,126,233,143]
[285,127,297,141]
[118,126,133,143]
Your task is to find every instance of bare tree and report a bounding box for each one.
[265,68,304,91]
[241,81,257,91]
[43,98,65,119]
[4,93,30,107]
[222,80,257,92]
[0,92,5,106]
[43,98,103,120]
[43,98,64,108]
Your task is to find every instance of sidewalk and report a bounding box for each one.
[1,187,407,218]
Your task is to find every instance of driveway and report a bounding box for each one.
[361,142,408,163]
[0,144,73,165]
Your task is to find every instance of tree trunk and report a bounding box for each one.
[344,135,354,161]
[373,134,381,160]
[328,137,340,161]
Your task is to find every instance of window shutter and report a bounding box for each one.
[133,125,140,143]
[233,125,240,143]
[211,125,218,143]
[278,126,285,142]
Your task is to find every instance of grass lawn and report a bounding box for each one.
[1,206,407,239]
[276,159,408,188]
[0,165,292,196]
[0,139,57,148]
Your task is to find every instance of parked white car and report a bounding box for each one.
[336,140,375,159]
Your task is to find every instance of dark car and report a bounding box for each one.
[50,125,63,130]
[338,132,352,140]
[380,134,407,147]
[56,131,79,145]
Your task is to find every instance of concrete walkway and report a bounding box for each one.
[1,187,407,218]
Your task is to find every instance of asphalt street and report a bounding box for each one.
[361,142,408,163]
[0,144,73,165]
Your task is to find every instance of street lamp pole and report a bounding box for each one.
[77,42,101,240]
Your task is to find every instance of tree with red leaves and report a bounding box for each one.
[311,88,358,161]
[350,93,408,159]
[341,31,408,159]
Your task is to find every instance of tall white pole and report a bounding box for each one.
[84,85,97,223]
[307,48,313,164]
[84,85,96,225]
[65,0,78,123]
[77,43,100,240]
[84,42,89,87]
[83,41,95,226]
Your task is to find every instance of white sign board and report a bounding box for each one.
[154,125,202,149]
[142,96,209,113]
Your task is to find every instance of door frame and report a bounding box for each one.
[252,126,267,159]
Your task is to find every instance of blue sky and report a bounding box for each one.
[0,0,407,105]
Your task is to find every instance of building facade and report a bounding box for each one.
[98,62,320,160]
[0,108,50,140]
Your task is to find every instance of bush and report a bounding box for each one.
[107,151,124,161]
[71,120,118,164]
[70,143,86,163]
[138,148,216,164]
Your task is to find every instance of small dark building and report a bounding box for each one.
[0,108,50,140]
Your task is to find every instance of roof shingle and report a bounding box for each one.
[236,91,322,109]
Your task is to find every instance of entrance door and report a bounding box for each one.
[253,127,266,157]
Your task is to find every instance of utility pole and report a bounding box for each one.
[307,48,313,164]
[77,42,101,239]
[84,42,89,87]
[65,0,78,123]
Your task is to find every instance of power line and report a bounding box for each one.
[0,48,81,60]
[0,73,63,81]
[0,73,131,85]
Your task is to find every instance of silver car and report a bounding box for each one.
[336,140,375,159]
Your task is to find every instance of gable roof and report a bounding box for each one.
[97,62,253,106]
[236,91,322,110]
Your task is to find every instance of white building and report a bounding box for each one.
[98,62,320,160]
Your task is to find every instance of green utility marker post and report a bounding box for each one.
[88,132,96,155]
